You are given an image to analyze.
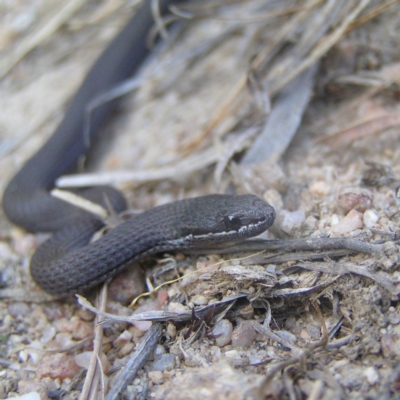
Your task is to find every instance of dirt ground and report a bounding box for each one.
[1,1,400,399]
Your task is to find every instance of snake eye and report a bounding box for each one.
[223,215,242,231]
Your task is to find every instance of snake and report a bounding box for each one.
[2,0,276,295]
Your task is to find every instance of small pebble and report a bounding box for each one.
[167,302,189,313]
[224,349,240,359]
[154,344,167,357]
[331,359,350,371]
[310,181,330,196]
[363,209,379,229]
[108,267,146,304]
[331,209,363,235]
[114,330,133,348]
[307,324,321,340]
[25,341,43,365]
[12,12,36,33]
[275,330,297,343]
[56,316,93,340]
[74,352,92,369]
[212,319,233,347]
[193,295,208,305]
[167,323,177,338]
[209,346,222,363]
[363,366,379,385]
[338,192,372,213]
[231,321,257,348]
[40,326,56,344]
[148,370,165,385]
[18,380,48,399]
[36,353,80,380]
[149,354,176,371]
[389,311,400,325]
[132,320,152,332]
[5,393,40,400]
[224,350,248,367]
[119,342,135,356]
[8,302,30,319]
[300,329,311,341]
[281,210,306,235]
[74,351,111,372]
[52,332,76,349]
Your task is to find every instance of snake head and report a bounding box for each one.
[179,194,275,245]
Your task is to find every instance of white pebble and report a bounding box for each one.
[330,214,340,226]
[224,349,241,359]
[40,326,56,344]
[114,330,133,347]
[275,330,297,343]
[363,366,379,385]
[281,210,306,235]
[331,210,363,235]
[212,319,233,347]
[363,210,379,229]
[6,392,40,400]
[310,181,330,196]
[12,12,36,33]
[193,295,208,305]
[75,351,92,369]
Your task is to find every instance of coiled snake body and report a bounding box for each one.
[2,1,275,295]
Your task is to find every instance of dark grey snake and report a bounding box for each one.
[2,0,275,295]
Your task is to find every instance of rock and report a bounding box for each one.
[74,351,111,372]
[108,265,146,304]
[337,192,372,213]
[150,354,176,371]
[6,392,41,400]
[149,370,165,385]
[310,181,330,196]
[363,366,379,385]
[193,295,208,305]
[113,330,133,348]
[55,316,93,340]
[36,353,80,380]
[231,321,256,348]
[212,319,233,347]
[281,210,306,235]
[8,302,30,319]
[155,362,264,400]
[331,209,363,235]
[363,209,379,229]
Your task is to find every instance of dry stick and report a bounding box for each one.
[318,113,400,148]
[172,0,323,22]
[77,295,245,325]
[182,0,373,154]
[180,0,320,154]
[197,237,382,255]
[51,189,108,219]
[268,0,371,95]
[105,323,163,400]
[260,328,330,393]
[56,143,221,188]
[0,0,88,79]
[247,249,352,264]
[298,261,398,296]
[345,0,399,32]
[80,284,108,400]
[313,62,400,133]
